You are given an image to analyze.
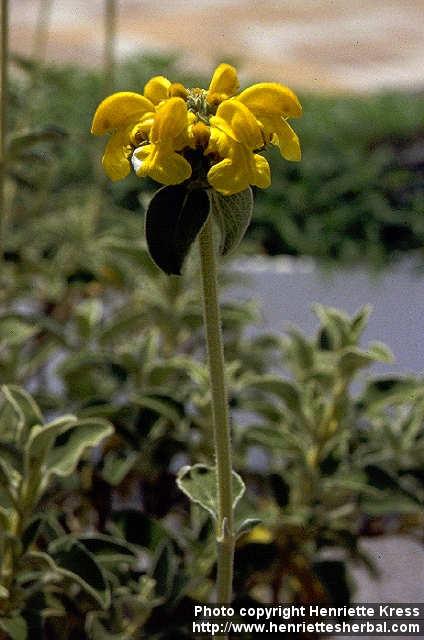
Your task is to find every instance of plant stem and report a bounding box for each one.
[104,0,116,96]
[32,0,53,65]
[198,215,234,604]
[0,0,8,253]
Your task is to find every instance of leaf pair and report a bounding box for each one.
[145,185,253,275]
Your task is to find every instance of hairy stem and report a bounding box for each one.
[198,215,234,605]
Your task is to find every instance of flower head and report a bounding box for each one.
[91,63,302,195]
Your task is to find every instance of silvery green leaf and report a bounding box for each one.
[339,344,393,374]
[211,187,253,256]
[45,418,113,481]
[176,463,245,521]
[1,385,43,441]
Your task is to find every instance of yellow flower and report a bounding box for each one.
[236,83,302,161]
[143,75,171,105]
[91,92,155,181]
[91,63,302,195]
[207,101,271,195]
[207,62,240,107]
[132,97,192,185]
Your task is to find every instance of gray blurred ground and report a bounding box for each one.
[10,0,424,92]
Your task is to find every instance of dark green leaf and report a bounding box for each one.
[111,510,166,550]
[145,185,210,275]
[49,537,110,608]
[151,540,177,599]
[78,534,137,564]
[22,517,44,552]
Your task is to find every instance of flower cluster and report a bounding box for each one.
[91,64,302,196]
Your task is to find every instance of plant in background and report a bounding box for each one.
[91,62,302,607]
[234,305,423,604]
[0,386,113,638]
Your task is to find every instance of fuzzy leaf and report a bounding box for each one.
[145,185,210,275]
[211,187,253,255]
[45,418,113,480]
[27,415,78,465]
[176,463,245,521]
[1,385,43,439]
[111,509,167,550]
[360,377,424,411]
[249,375,301,413]
[339,344,393,374]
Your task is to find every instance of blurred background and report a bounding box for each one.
[1,1,423,638]
[10,0,424,92]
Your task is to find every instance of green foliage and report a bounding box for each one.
[252,92,424,265]
[0,387,113,636]
[235,306,423,602]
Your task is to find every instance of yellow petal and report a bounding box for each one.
[207,157,247,196]
[133,144,192,185]
[211,100,263,149]
[150,97,189,145]
[269,118,301,161]
[143,75,171,105]
[91,92,155,135]
[206,124,232,158]
[253,153,271,188]
[102,128,132,181]
[207,142,270,195]
[237,82,302,119]
[208,63,239,99]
